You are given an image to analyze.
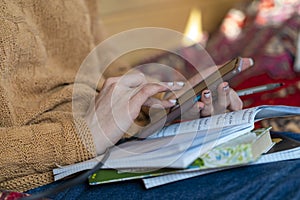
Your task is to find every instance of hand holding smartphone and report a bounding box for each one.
[135,57,254,139]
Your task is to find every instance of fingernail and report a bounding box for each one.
[167,82,174,86]
[249,58,254,66]
[204,91,211,98]
[176,82,185,87]
[223,84,229,91]
[169,99,177,105]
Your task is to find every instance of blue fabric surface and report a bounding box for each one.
[27,132,300,200]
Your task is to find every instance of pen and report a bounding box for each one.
[236,82,283,97]
[193,82,283,102]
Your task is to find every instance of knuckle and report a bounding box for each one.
[140,84,162,96]
[233,100,243,110]
[139,86,151,96]
[110,82,117,89]
[104,77,117,86]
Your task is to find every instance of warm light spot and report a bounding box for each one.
[221,9,245,40]
[182,8,203,46]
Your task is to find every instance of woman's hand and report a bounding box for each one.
[84,73,184,155]
[181,82,243,120]
[173,57,253,120]
[198,82,243,116]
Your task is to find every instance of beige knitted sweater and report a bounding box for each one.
[0,0,118,192]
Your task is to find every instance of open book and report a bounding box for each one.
[142,134,300,189]
[53,105,300,181]
[88,127,273,185]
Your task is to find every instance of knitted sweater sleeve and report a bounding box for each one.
[0,0,104,191]
[0,111,97,191]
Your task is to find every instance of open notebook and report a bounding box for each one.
[53,105,300,181]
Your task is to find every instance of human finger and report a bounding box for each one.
[164,81,185,90]
[199,89,214,117]
[130,80,185,105]
[117,72,147,88]
[180,101,204,120]
[129,82,183,119]
[99,73,145,98]
[214,82,231,114]
[228,89,243,111]
[143,97,176,108]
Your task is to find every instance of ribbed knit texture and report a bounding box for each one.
[0,0,108,192]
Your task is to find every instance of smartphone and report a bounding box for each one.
[135,57,245,139]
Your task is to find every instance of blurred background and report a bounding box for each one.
[99,0,240,38]
[98,0,300,133]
